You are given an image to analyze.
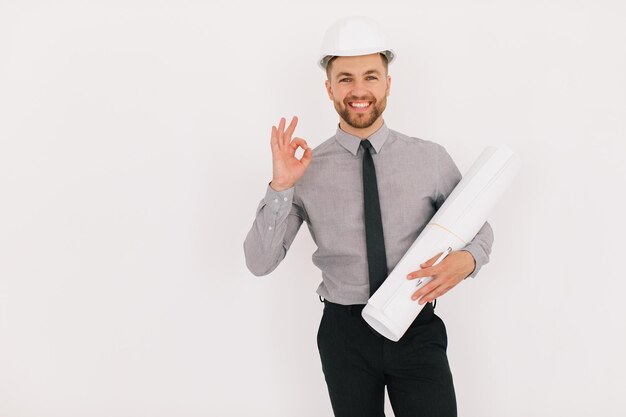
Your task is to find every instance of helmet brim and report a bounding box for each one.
[318,49,395,71]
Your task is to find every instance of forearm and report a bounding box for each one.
[243,183,304,276]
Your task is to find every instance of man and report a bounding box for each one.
[244,16,493,417]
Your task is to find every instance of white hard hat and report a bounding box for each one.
[318,16,395,71]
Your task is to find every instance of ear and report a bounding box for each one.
[386,74,391,97]
[325,79,333,100]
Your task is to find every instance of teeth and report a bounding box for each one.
[350,102,370,108]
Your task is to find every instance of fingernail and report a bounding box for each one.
[406,274,411,279]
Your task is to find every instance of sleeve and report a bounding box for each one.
[435,144,494,279]
[243,182,306,276]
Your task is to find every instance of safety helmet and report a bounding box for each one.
[318,16,396,71]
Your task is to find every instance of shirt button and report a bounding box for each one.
[268,226,273,230]
[283,197,288,201]
[274,198,278,203]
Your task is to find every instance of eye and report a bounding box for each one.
[339,78,351,83]
[367,76,378,80]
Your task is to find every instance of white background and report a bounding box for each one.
[1,1,625,416]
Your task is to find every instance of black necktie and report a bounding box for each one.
[360,139,388,296]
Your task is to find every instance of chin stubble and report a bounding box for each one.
[336,95,387,129]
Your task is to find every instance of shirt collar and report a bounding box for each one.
[335,120,390,156]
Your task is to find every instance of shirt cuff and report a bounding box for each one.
[460,244,484,279]
[264,182,295,216]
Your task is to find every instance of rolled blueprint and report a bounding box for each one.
[362,145,521,341]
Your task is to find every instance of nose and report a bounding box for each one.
[350,79,371,99]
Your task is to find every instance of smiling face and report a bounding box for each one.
[324,53,391,135]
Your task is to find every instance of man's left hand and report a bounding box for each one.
[405,250,475,304]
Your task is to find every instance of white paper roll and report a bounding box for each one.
[362,145,521,341]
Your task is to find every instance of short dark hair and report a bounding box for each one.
[326,52,389,81]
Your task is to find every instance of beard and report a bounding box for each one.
[334,94,387,129]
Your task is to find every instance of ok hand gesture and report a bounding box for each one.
[270,116,313,192]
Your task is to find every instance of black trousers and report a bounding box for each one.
[317,300,457,417]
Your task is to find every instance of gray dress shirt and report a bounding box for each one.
[243,121,494,305]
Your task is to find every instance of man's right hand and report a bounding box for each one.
[269,116,313,192]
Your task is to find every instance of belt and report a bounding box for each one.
[321,298,436,331]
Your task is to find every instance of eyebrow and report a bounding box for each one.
[335,69,382,79]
